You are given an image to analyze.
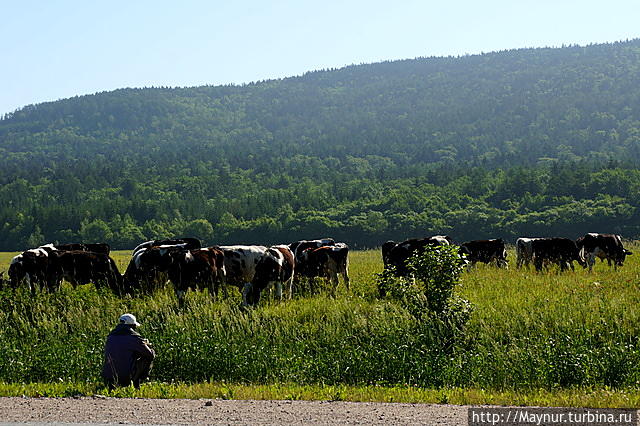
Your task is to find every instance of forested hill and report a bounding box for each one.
[1,40,640,250]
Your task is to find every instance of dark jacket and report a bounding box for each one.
[102,324,155,384]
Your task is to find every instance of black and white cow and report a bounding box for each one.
[531,237,585,272]
[123,239,201,293]
[576,233,633,272]
[8,246,55,293]
[460,239,508,268]
[247,245,295,306]
[131,238,200,255]
[8,242,113,293]
[515,237,543,269]
[218,245,269,305]
[296,243,350,295]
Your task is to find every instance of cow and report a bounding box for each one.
[289,238,335,260]
[123,239,201,294]
[460,239,508,268]
[530,237,585,272]
[8,242,115,293]
[247,245,295,306]
[576,233,633,272]
[131,238,201,256]
[382,236,451,277]
[46,250,124,295]
[296,243,349,296]
[381,240,398,269]
[8,246,55,293]
[218,245,269,305]
[515,237,544,269]
[166,246,226,304]
[48,243,111,255]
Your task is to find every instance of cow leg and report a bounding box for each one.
[211,279,219,300]
[241,282,252,306]
[249,284,262,306]
[330,273,339,297]
[286,275,294,300]
[534,258,543,272]
[342,272,350,291]
[175,289,186,306]
[274,281,283,301]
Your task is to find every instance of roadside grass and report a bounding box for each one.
[1,245,640,406]
[2,381,640,408]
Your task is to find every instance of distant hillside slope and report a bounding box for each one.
[0,40,639,250]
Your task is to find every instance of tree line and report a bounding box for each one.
[0,160,636,251]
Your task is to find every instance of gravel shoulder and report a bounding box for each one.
[0,396,468,425]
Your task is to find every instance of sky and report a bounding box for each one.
[2,0,639,116]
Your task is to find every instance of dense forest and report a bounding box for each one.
[1,40,640,250]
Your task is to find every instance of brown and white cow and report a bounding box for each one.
[289,238,335,260]
[166,246,226,304]
[460,239,508,268]
[531,237,585,272]
[296,243,349,295]
[576,233,633,272]
[247,245,295,306]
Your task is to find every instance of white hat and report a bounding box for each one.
[119,313,140,327]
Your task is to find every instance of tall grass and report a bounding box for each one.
[1,246,639,391]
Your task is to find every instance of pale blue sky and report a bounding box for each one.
[2,0,638,116]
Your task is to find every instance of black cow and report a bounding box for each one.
[531,237,584,272]
[460,239,508,268]
[47,250,124,295]
[382,236,451,276]
[576,233,633,271]
[47,243,111,255]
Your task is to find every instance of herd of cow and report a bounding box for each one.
[3,238,349,306]
[1,232,633,306]
[382,233,633,275]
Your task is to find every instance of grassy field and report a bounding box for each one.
[1,245,639,406]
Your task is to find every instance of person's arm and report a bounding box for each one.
[133,336,155,360]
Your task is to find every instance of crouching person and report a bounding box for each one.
[102,313,155,389]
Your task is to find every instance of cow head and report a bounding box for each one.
[616,249,633,266]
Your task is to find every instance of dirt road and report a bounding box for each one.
[0,396,468,424]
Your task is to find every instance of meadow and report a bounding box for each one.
[1,245,639,406]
